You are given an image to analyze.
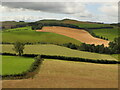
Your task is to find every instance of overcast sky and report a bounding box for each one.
[0,1,119,23]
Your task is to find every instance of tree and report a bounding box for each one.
[13,42,25,56]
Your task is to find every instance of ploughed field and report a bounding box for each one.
[2,44,117,61]
[38,26,109,47]
[3,59,118,88]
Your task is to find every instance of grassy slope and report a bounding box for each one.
[1,55,34,75]
[2,27,81,45]
[111,54,120,61]
[62,19,112,28]
[91,28,119,41]
[2,44,117,61]
[3,59,118,88]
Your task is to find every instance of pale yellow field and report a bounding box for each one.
[3,59,118,88]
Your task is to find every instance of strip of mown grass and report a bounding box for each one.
[2,44,117,61]
[1,55,34,75]
[2,27,81,45]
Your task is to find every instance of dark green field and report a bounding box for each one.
[2,27,81,45]
[91,28,119,41]
[1,55,34,75]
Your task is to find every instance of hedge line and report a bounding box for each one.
[1,53,120,64]
[2,55,44,80]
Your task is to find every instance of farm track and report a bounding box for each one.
[37,26,109,47]
[2,60,118,88]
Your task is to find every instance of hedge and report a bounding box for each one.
[1,53,120,64]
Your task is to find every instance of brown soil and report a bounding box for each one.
[2,60,118,88]
[37,26,109,47]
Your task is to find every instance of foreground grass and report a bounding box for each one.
[3,59,118,88]
[2,27,81,45]
[2,44,117,61]
[1,55,34,75]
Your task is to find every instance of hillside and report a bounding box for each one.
[3,59,118,88]
[91,27,119,41]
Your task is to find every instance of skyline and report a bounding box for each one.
[0,1,118,24]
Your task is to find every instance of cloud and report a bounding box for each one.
[99,3,118,17]
[2,2,89,14]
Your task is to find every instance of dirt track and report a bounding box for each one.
[37,26,109,47]
[2,60,118,88]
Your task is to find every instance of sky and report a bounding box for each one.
[0,0,119,24]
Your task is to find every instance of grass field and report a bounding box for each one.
[3,26,32,32]
[2,27,81,45]
[62,19,113,28]
[3,59,118,88]
[111,54,120,60]
[2,44,117,61]
[91,28,119,41]
[1,55,34,75]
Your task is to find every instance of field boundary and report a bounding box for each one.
[1,53,119,64]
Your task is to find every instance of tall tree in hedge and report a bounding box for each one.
[13,42,25,56]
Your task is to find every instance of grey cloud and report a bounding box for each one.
[2,2,71,14]
[2,2,87,14]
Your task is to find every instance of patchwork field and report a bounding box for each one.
[2,44,117,61]
[2,27,81,45]
[91,28,119,41]
[1,55,34,75]
[39,26,109,46]
[3,59,118,88]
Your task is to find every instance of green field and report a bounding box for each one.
[91,28,119,41]
[1,55,34,75]
[111,54,120,60]
[3,26,32,32]
[2,44,117,61]
[2,27,81,45]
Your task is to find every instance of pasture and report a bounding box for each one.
[2,27,81,45]
[91,28,119,41]
[2,44,117,61]
[40,26,109,46]
[3,59,118,88]
[1,55,34,75]
[62,19,113,28]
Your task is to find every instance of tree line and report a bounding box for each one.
[62,37,120,54]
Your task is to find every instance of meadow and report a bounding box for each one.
[2,27,81,45]
[2,44,117,61]
[91,28,119,41]
[62,19,113,28]
[3,59,118,88]
[1,55,34,75]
